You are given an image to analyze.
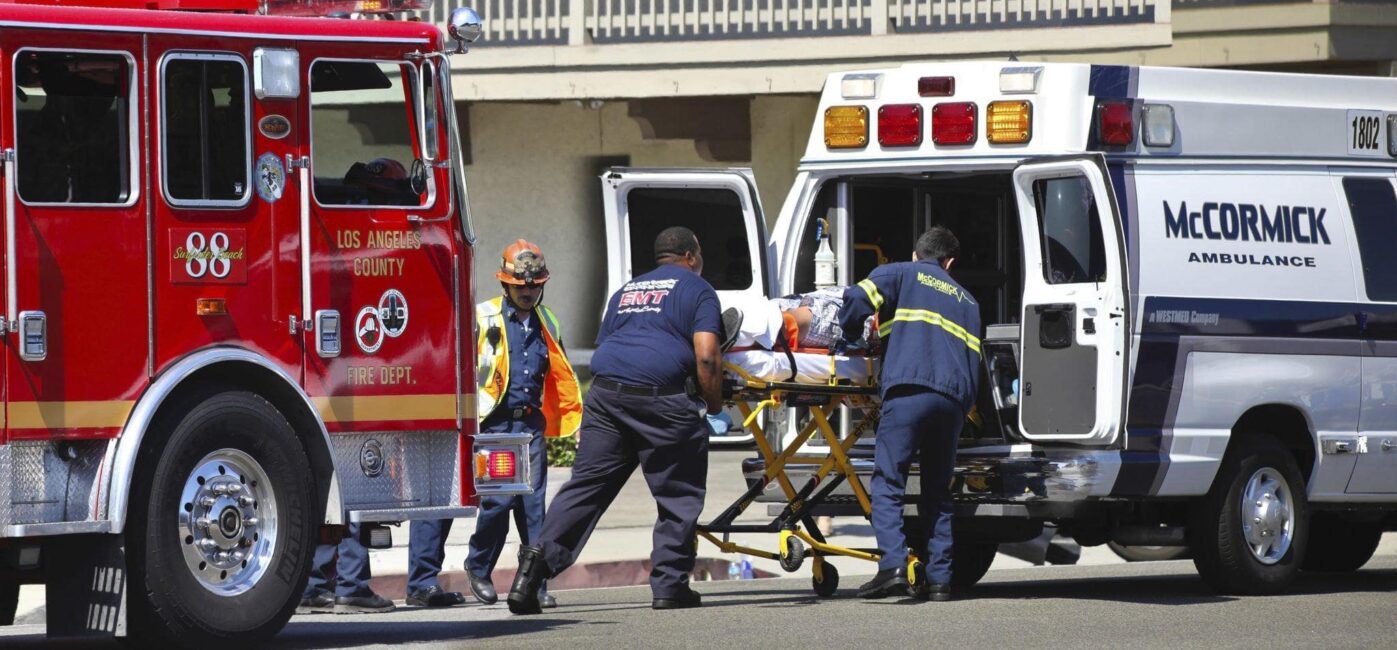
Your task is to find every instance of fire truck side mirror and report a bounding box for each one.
[447,7,483,54]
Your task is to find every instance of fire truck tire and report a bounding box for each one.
[0,573,17,625]
[127,390,316,648]
[1301,513,1381,573]
[1188,433,1308,595]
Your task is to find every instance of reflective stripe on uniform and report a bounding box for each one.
[858,279,884,310]
[878,308,982,354]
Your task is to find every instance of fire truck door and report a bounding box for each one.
[301,56,459,445]
[1,36,148,440]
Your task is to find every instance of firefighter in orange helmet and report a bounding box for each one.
[407,240,581,609]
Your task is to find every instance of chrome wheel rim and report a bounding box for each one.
[178,449,278,596]
[1239,467,1293,565]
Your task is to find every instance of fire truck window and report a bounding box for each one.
[1033,176,1105,284]
[626,187,753,291]
[14,51,132,204]
[310,61,426,208]
[162,56,249,205]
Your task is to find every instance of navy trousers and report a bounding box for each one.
[304,523,372,599]
[537,385,708,599]
[872,385,963,584]
[408,416,548,591]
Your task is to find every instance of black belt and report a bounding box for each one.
[593,377,686,397]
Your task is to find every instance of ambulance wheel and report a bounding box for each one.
[812,563,839,597]
[0,573,17,625]
[780,536,806,573]
[1188,434,1308,595]
[127,390,317,648]
[1301,513,1381,573]
[951,541,998,589]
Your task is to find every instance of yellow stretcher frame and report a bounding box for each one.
[697,359,932,597]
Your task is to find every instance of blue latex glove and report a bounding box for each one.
[707,412,733,436]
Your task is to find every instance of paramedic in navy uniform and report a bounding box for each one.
[835,226,981,601]
[506,226,723,614]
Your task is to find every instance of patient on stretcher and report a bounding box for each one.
[720,288,880,385]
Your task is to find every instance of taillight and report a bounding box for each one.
[986,101,1032,144]
[918,76,954,97]
[488,451,516,480]
[824,106,869,149]
[1097,100,1134,146]
[931,102,977,146]
[878,104,922,147]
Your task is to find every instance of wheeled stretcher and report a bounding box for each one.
[697,348,930,597]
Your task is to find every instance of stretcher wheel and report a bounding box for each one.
[812,563,839,598]
[909,560,930,600]
[780,536,806,573]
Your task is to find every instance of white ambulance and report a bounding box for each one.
[601,62,1397,595]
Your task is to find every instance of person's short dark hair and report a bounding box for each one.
[915,226,960,263]
[654,226,700,262]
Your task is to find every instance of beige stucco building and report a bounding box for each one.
[413,0,1397,352]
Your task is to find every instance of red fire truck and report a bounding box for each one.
[0,0,525,644]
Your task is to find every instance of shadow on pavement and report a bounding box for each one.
[271,617,589,648]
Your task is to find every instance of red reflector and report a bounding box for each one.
[931,102,977,146]
[918,76,955,97]
[487,451,516,480]
[878,104,923,147]
[1098,101,1134,146]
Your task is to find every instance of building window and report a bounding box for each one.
[1033,176,1105,284]
[309,60,428,208]
[626,187,753,291]
[14,50,134,205]
[1343,177,1397,302]
[162,53,250,205]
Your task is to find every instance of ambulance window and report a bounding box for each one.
[161,54,250,206]
[13,51,133,205]
[626,187,752,291]
[1342,177,1397,301]
[309,60,427,208]
[1033,176,1105,284]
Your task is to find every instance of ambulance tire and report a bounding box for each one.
[0,574,17,625]
[1301,513,1381,573]
[126,390,317,648]
[950,541,998,589]
[1188,433,1308,596]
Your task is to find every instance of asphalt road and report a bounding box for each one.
[4,554,1393,648]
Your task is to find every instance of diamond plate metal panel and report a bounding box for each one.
[0,440,110,528]
[330,431,461,511]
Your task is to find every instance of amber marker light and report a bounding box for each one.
[986,101,1032,144]
[196,298,227,316]
[824,106,869,149]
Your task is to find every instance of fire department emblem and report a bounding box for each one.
[378,289,409,338]
[355,306,384,354]
[255,152,285,204]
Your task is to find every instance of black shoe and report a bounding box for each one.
[858,567,912,599]
[652,588,702,610]
[923,582,952,602]
[296,591,335,614]
[539,587,558,609]
[468,572,498,605]
[407,585,466,608]
[334,592,396,614]
[506,545,549,615]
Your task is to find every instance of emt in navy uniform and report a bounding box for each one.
[298,524,394,614]
[406,240,582,609]
[506,226,723,614]
[835,226,981,601]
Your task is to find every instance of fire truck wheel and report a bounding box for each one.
[1188,433,1308,595]
[127,390,316,647]
[0,573,17,625]
[1301,512,1381,573]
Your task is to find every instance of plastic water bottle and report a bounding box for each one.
[740,556,754,580]
[814,218,837,289]
[727,558,741,580]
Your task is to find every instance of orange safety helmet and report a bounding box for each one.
[497,239,550,285]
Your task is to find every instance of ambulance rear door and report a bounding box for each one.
[600,168,775,301]
[1011,156,1129,445]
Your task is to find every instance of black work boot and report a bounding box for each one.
[507,545,549,615]
[858,567,912,599]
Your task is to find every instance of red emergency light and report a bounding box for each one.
[918,76,954,97]
[263,0,427,15]
[931,102,976,146]
[878,104,922,147]
[487,450,516,480]
[1097,100,1134,146]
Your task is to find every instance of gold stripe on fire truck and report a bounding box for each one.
[311,394,460,423]
[8,400,136,430]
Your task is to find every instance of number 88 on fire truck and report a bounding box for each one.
[0,0,524,644]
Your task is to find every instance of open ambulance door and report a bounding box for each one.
[1011,156,1128,445]
[600,168,775,301]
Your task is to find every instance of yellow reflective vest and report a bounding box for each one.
[476,296,582,438]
